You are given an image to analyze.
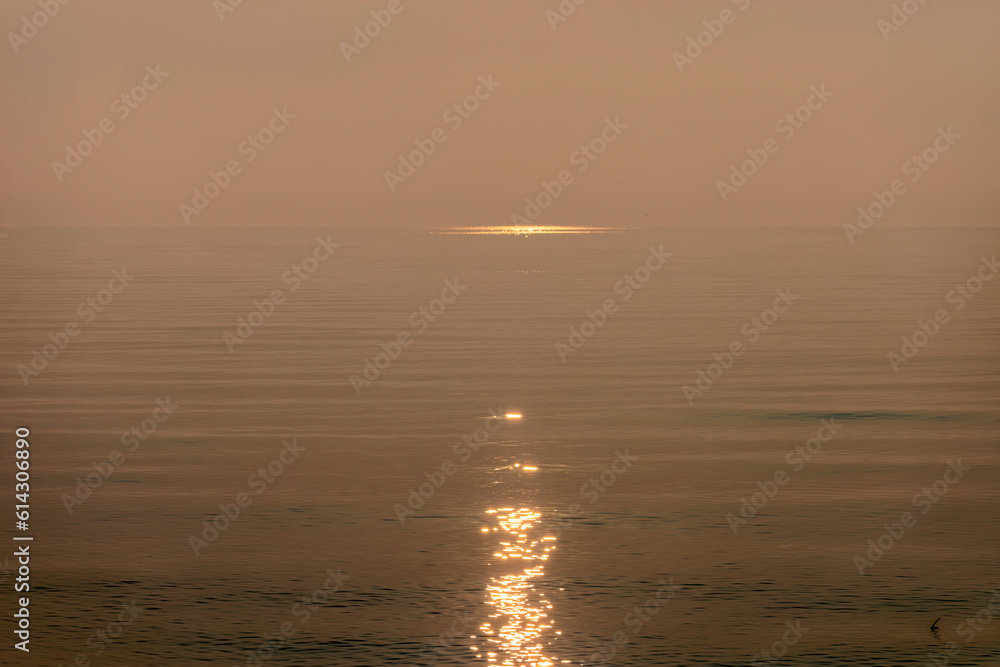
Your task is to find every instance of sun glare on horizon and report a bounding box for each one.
[430,226,627,236]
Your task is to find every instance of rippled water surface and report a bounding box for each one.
[0,228,997,666]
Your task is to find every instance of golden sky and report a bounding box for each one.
[1,0,997,227]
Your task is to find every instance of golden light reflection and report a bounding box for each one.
[473,507,560,666]
[430,226,626,236]
[505,413,523,420]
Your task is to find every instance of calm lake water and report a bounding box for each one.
[0,227,997,666]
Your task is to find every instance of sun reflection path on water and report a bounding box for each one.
[471,507,568,666]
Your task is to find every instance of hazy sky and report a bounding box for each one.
[1,0,997,227]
